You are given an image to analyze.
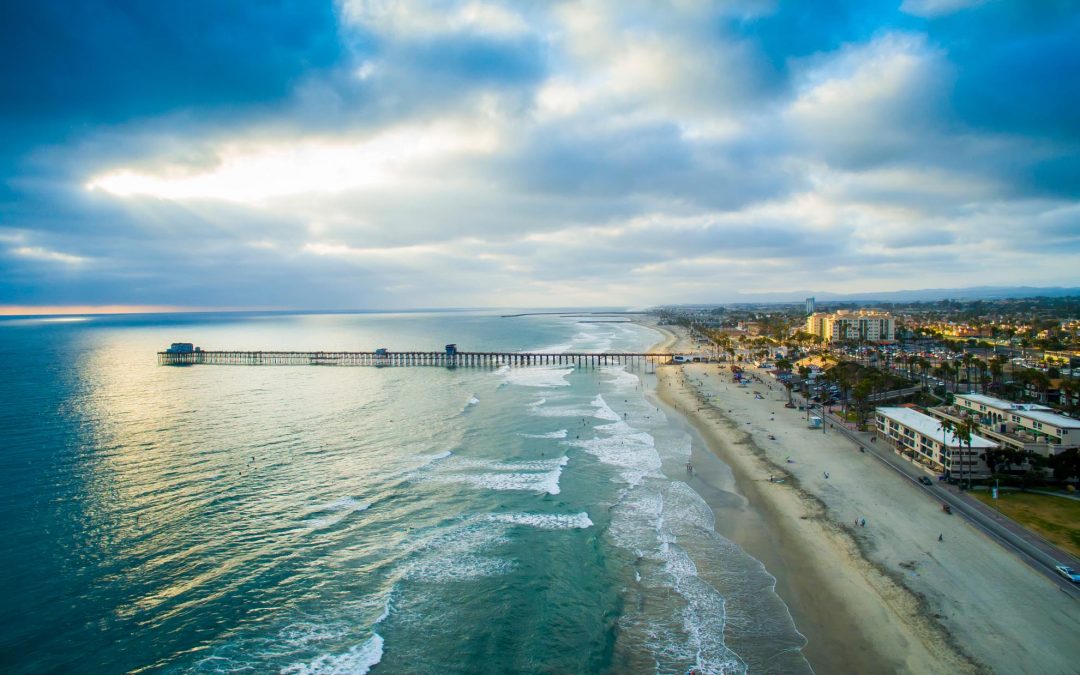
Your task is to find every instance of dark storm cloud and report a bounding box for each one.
[0,1,343,163]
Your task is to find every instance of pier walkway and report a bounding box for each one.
[158,350,683,368]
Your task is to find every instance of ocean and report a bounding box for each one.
[0,311,810,674]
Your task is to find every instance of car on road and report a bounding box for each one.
[1056,565,1080,583]
[919,476,933,485]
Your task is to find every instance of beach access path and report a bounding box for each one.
[647,324,1080,675]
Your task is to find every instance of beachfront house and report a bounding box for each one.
[875,406,995,481]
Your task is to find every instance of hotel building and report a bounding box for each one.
[806,310,896,343]
[876,406,995,479]
[931,393,1080,458]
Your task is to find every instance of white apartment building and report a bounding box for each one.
[876,406,995,479]
[952,393,1080,454]
[806,310,895,343]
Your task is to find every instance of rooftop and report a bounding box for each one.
[877,406,997,448]
[956,393,1080,429]
[956,393,1051,410]
[1020,408,1080,430]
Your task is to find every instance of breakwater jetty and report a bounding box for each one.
[158,343,683,368]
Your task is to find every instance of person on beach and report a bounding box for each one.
[824,471,829,479]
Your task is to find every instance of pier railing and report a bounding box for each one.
[158,350,685,368]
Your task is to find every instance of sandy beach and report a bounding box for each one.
[643,321,1080,674]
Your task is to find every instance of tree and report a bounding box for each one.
[1049,448,1080,484]
[981,447,1033,476]
[852,379,874,429]
[954,416,980,489]
[941,419,955,477]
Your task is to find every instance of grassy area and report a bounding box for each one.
[972,490,1080,558]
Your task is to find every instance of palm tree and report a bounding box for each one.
[798,365,812,397]
[941,418,955,479]
[957,416,980,489]
[962,353,975,393]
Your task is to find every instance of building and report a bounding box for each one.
[933,393,1080,457]
[805,310,896,343]
[876,406,995,479]
[805,297,815,315]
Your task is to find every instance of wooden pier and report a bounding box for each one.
[157,350,679,368]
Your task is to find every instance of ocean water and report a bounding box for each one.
[0,311,810,674]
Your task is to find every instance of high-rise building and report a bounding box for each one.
[805,297,815,315]
[805,310,895,343]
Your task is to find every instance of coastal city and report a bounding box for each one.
[649,296,1080,672]
[661,297,1080,500]
[3,2,1079,674]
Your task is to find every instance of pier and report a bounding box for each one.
[157,349,681,368]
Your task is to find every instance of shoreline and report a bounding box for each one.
[635,319,1080,675]
[656,369,968,674]
[637,319,970,674]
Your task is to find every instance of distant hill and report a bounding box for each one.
[719,286,1080,305]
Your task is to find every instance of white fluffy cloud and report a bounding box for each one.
[6,0,1076,308]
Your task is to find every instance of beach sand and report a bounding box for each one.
[642,321,1080,674]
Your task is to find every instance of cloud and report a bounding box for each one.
[0,0,1077,308]
[86,121,500,202]
[10,246,88,265]
[786,32,952,168]
[900,0,991,18]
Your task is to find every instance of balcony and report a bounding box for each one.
[929,405,1070,457]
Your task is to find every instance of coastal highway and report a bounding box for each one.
[810,402,1080,600]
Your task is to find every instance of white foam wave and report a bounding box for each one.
[440,456,568,472]
[520,429,568,439]
[591,394,622,421]
[466,395,480,406]
[281,633,383,675]
[425,454,568,495]
[503,366,574,388]
[607,486,664,553]
[665,481,716,532]
[488,512,593,529]
[433,468,564,495]
[570,429,661,487]
[276,622,349,651]
[604,476,748,673]
[660,544,745,675]
[301,497,371,530]
[530,405,596,418]
[604,366,641,391]
[405,523,514,582]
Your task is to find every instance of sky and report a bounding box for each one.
[1,0,1078,311]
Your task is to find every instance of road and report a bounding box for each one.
[795,394,1080,599]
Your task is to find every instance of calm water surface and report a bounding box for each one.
[0,311,809,674]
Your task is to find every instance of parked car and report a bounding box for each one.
[919,476,933,486]
[1056,565,1080,583]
